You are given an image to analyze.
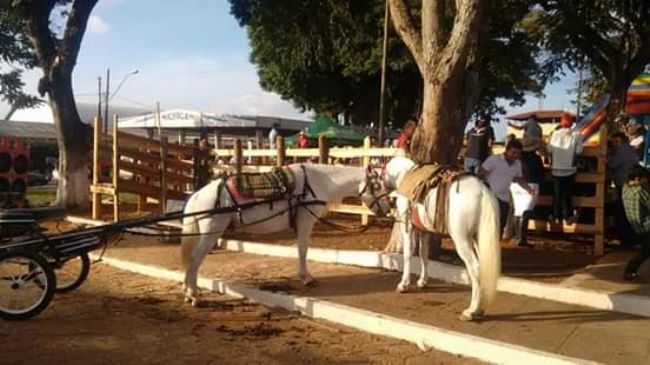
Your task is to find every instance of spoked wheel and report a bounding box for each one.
[0,251,56,321]
[54,253,91,293]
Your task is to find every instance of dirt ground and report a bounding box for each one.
[0,264,480,365]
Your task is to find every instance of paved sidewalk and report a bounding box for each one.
[104,240,650,364]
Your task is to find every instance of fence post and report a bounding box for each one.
[234,139,243,174]
[361,136,371,225]
[92,117,102,220]
[112,114,120,222]
[318,135,329,164]
[276,136,285,167]
[594,125,608,256]
[160,136,168,214]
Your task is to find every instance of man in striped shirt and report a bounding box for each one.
[622,165,650,280]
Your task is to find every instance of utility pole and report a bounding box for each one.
[104,68,110,134]
[377,0,390,146]
[576,62,584,118]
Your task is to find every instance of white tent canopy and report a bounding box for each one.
[119,109,256,129]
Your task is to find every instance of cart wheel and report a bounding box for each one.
[54,253,91,293]
[0,251,56,321]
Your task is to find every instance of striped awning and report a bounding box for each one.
[627,73,650,115]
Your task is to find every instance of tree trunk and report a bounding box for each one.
[49,73,91,208]
[410,72,478,164]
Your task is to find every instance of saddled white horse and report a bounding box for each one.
[378,156,501,321]
[180,164,389,306]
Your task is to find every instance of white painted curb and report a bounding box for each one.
[220,239,650,318]
[94,255,598,365]
[68,216,650,319]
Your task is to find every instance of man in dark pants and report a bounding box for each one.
[479,139,534,237]
[608,132,640,247]
[622,165,650,280]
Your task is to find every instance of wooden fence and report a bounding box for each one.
[217,128,610,256]
[90,116,200,221]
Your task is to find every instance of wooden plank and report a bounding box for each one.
[104,146,193,172]
[536,195,602,208]
[90,183,116,195]
[115,131,196,155]
[528,219,599,234]
[116,160,192,184]
[328,203,374,216]
[160,136,168,213]
[118,179,187,201]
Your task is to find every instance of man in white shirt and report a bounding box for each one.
[479,139,534,236]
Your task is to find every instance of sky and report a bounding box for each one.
[0,0,580,129]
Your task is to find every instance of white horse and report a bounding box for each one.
[378,156,501,321]
[180,164,388,306]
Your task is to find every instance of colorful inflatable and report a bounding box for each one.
[626,72,650,115]
[576,94,609,141]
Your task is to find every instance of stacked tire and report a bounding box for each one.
[0,137,30,206]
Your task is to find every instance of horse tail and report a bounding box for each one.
[477,184,501,305]
[181,195,201,270]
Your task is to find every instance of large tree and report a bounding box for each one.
[389,0,488,163]
[530,0,650,122]
[0,8,41,119]
[2,0,98,207]
[230,0,543,132]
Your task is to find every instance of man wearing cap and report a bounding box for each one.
[464,119,495,174]
[609,132,640,248]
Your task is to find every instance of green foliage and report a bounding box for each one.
[526,1,650,101]
[0,9,41,117]
[229,0,544,126]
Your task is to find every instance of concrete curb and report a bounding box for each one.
[94,255,599,365]
[67,216,650,318]
[220,239,650,318]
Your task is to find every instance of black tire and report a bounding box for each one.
[0,251,56,321]
[54,253,91,293]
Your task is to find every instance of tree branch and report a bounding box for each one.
[388,0,424,75]
[421,0,445,67]
[58,0,99,75]
[435,0,486,80]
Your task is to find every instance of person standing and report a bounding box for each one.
[547,113,583,224]
[395,120,417,155]
[622,165,650,280]
[268,123,279,149]
[508,116,543,143]
[464,119,495,174]
[628,123,646,160]
[297,130,309,148]
[509,136,545,247]
[479,139,534,237]
[608,132,641,248]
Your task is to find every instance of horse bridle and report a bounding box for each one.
[360,167,392,218]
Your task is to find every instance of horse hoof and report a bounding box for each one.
[459,310,484,322]
[184,296,192,304]
[396,284,409,293]
[416,280,428,289]
[191,298,200,307]
[303,279,318,287]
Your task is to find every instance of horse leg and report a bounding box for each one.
[296,210,317,286]
[451,233,483,321]
[416,231,431,289]
[396,222,413,293]
[184,218,227,306]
